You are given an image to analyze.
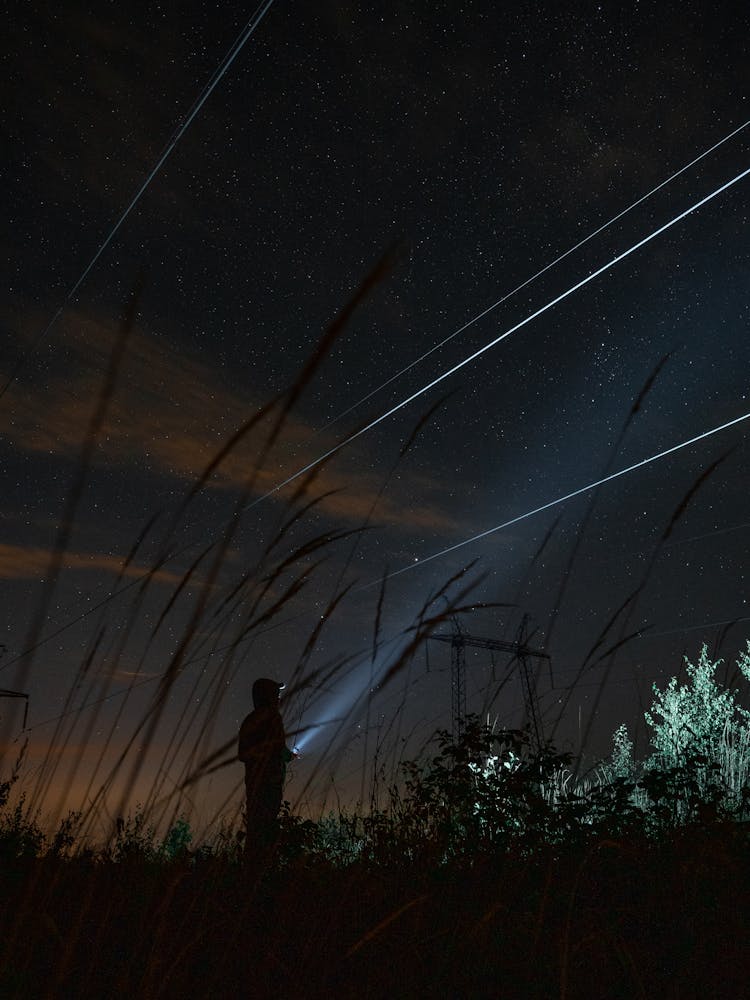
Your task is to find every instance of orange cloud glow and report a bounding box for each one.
[0,542,184,585]
[1,307,467,539]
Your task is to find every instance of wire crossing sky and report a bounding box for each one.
[3,157,747,680]
[15,407,750,737]
[0,0,276,405]
[6,1,750,813]
[238,160,750,516]
[376,408,750,585]
[320,118,750,432]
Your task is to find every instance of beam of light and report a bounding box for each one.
[319,119,750,433]
[373,408,750,586]
[286,638,402,756]
[0,0,276,404]
[15,623,403,748]
[236,161,750,517]
[291,716,348,754]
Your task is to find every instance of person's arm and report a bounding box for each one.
[240,709,288,766]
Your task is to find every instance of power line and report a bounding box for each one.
[6,161,749,673]
[16,418,750,735]
[662,520,750,548]
[25,608,750,738]
[636,616,750,639]
[233,160,750,516]
[21,676,157,734]
[0,0,276,404]
[19,618,402,735]
[375,408,750,586]
[19,439,750,735]
[319,119,750,432]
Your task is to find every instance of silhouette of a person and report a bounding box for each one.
[238,678,293,862]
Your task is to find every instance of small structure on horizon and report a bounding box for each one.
[431,614,550,748]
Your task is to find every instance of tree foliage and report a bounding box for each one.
[608,642,750,826]
[645,644,750,766]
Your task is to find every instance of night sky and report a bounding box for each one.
[2,1,750,835]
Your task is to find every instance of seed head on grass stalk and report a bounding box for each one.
[285,582,495,814]
[25,503,188,830]
[142,554,327,823]
[208,396,495,815]
[83,251,397,833]
[117,478,384,828]
[169,645,366,826]
[28,300,191,829]
[27,625,106,821]
[291,393,456,808]
[146,551,361,827]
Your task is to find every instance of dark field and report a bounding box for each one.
[2,825,749,999]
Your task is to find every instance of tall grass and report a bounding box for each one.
[2,264,749,998]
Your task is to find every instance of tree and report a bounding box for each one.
[608,643,750,824]
[644,644,750,770]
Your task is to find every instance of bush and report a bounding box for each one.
[0,794,46,861]
[606,643,750,829]
[382,718,595,860]
[159,815,193,861]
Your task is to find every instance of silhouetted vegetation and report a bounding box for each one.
[3,649,750,997]
[3,268,749,997]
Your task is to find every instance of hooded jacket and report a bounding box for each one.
[238,679,291,790]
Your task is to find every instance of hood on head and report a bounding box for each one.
[252,677,284,709]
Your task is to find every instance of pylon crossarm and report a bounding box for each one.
[431,622,550,747]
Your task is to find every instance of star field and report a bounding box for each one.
[2,0,750,827]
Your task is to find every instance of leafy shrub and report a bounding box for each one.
[276,800,318,865]
[0,794,46,860]
[159,815,193,861]
[313,810,364,866]
[108,806,158,862]
[645,644,750,768]
[605,643,750,829]
[606,723,637,781]
[379,717,597,861]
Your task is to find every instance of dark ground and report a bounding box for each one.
[2,827,750,999]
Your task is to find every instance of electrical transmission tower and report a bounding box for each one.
[431,614,550,747]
